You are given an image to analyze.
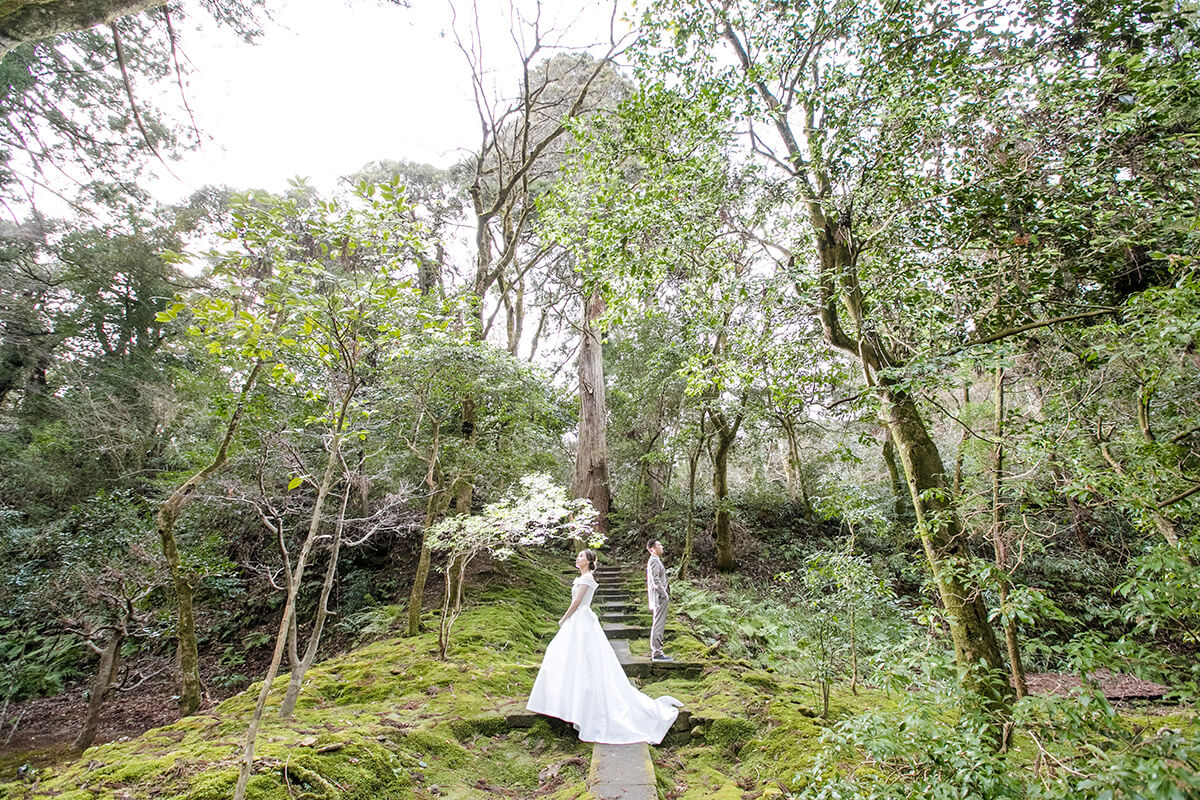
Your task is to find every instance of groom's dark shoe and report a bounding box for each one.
[652,654,675,662]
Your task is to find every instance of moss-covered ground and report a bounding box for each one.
[2,553,1194,800]
[0,554,594,800]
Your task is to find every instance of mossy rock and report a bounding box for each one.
[705,717,758,752]
[448,715,509,741]
[742,670,778,690]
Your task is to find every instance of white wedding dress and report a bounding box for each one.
[526,572,682,745]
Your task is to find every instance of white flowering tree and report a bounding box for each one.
[425,473,600,659]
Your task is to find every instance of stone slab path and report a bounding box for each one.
[588,742,658,800]
[584,564,693,800]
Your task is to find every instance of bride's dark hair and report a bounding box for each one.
[579,549,597,572]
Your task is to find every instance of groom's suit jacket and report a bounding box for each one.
[646,554,669,611]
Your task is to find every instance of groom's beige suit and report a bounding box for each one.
[646,553,669,659]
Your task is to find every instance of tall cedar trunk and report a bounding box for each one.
[881,381,1011,709]
[71,630,123,752]
[233,432,344,800]
[573,291,610,535]
[279,479,352,718]
[712,420,736,572]
[156,358,265,715]
[991,369,1028,698]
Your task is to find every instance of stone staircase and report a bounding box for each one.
[502,561,706,800]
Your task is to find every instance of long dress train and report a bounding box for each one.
[526,573,681,745]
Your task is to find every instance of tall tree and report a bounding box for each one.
[639,0,1016,708]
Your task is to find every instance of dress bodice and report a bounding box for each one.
[573,573,598,609]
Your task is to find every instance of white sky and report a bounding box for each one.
[146,0,630,203]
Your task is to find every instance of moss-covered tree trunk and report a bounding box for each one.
[156,358,265,716]
[810,218,1010,717]
[717,11,1012,725]
[880,382,1010,708]
[711,408,741,572]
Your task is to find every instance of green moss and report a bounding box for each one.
[742,670,779,690]
[0,553,604,800]
[705,717,758,751]
[448,716,509,741]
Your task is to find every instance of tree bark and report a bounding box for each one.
[573,291,610,535]
[882,382,1011,709]
[71,629,123,752]
[233,426,345,800]
[711,408,742,572]
[279,477,352,719]
[991,368,1027,699]
[0,0,162,58]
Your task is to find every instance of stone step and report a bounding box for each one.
[601,622,652,640]
[608,639,704,679]
[600,605,647,616]
[502,702,693,738]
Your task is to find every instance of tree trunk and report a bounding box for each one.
[279,478,352,719]
[0,0,163,59]
[781,417,815,521]
[156,358,265,716]
[407,488,448,637]
[679,422,706,581]
[991,368,1027,699]
[573,291,610,535]
[71,630,123,753]
[881,382,1011,710]
[712,417,738,572]
[881,430,913,526]
[233,431,344,800]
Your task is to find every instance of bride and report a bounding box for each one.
[526,549,682,745]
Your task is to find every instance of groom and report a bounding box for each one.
[646,540,673,662]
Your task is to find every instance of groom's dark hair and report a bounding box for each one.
[647,539,661,551]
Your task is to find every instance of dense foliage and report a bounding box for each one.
[0,0,1197,797]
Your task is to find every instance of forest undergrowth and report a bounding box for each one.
[1,536,1195,800]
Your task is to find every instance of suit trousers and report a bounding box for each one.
[650,596,668,658]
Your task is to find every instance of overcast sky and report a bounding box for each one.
[146,0,630,204]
